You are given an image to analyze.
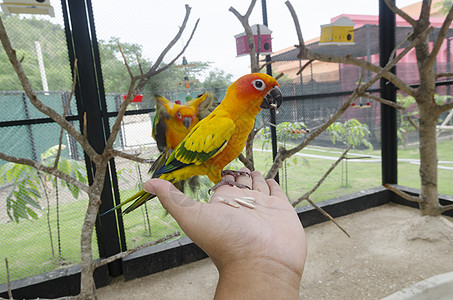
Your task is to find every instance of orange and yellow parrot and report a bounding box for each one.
[103,73,282,215]
[152,92,216,153]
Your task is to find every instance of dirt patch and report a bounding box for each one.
[96,203,453,299]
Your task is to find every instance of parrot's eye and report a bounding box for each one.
[177,112,182,119]
[252,79,266,91]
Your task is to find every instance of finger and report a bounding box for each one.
[266,178,289,201]
[143,179,197,220]
[235,167,252,187]
[251,171,270,195]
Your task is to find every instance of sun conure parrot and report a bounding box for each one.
[152,92,216,153]
[151,92,216,196]
[103,73,282,215]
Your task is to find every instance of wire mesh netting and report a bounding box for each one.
[1,0,453,287]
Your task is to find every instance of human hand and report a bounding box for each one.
[143,167,307,299]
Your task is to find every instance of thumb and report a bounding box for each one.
[143,178,197,221]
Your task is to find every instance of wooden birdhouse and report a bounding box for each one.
[1,0,54,17]
[319,16,355,46]
[235,24,272,57]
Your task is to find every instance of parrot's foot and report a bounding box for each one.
[208,178,251,194]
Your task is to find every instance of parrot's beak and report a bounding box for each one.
[261,86,283,109]
[183,117,192,129]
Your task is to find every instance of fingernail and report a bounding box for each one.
[142,180,156,194]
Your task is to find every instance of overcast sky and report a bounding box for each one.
[50,0,420,80]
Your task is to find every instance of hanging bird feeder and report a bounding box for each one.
[319,16,355,46]
[1,0,54,17]
[235,24,272,57]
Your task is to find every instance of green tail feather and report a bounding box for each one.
[100,190,156,216]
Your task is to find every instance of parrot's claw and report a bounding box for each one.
[208,178,251,194]
[221,169,251,178]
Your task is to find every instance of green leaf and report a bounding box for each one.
[26,207,39,219]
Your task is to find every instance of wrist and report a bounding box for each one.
[214,257,302,299]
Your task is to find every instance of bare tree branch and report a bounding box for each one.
[105,6,199,151]
[362,92,406,110]
[436,72,453,79]
[384,0,417,27]
[92,232,180,268]
[296,59,314,76]
[118,43,133,79]
[285,1,417,97]
[0,17,99,162]
[292,145,353,207]
[427,3,453,67]
[110,149,153,164]
[439,101,453,113]
[230,0,259,72]
[384,184,423,203]
[440,203,453,213]
[0,151,89,193]
[305,197,351,238]
[406,115,420,130]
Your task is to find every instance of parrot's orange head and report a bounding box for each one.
[175,106,196,130]
[229,73,282,112]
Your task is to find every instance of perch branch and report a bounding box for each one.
[439,101,453,113]
[427,4,453,67]
[0,17,100,162]
[384,184,423,203]
[306,197,351,238]
[292,145,353,207]
[5,258,13,300]
[92,232,180,268]
[0,151,89,193]
[384,0,417,27]
[285,1,417,97]
[362,93,406,110]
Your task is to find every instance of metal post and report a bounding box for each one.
[61,0,125,277]
[379,0,397,185]
[262,0,279,183]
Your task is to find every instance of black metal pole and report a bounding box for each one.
[379,0,397,185]
[262,0,279,183]
[62,0,125,277]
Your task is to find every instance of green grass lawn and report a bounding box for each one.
[1,139,451,283]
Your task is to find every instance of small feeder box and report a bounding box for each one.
[235,24,272,57]
[319,16,355,46]
[1,0,54,17]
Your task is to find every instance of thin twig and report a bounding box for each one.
[292,145,353,207]
[296,59,314,76]
[384,184,423,203]
[406,115,419,130]
[5,258,13,300]
[136,53,144,76]
[275,73,284,81]
[92,232,180,268]
[110,149,154,164]
[0,151,89,193]
[118,43,133,79]
[427,4,453,67]
[362,92,406,110]
[384,0,417,27]
[305,197,351,238]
